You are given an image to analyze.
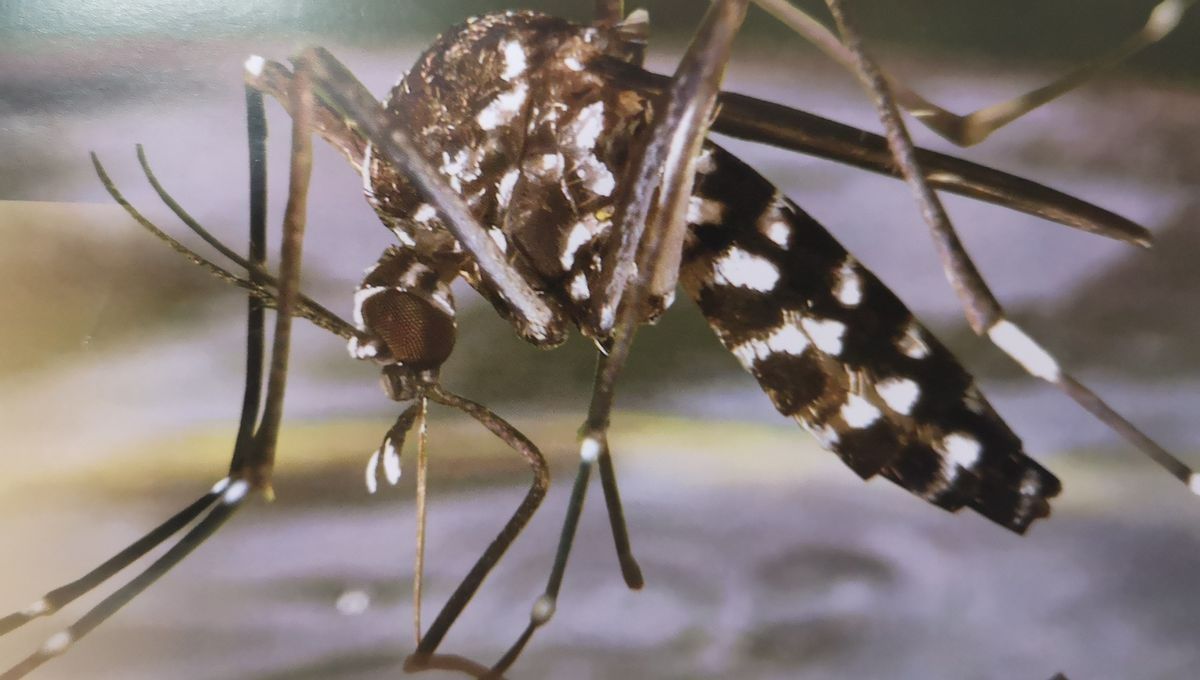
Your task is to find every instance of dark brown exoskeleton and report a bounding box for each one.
[355,11,1060,533]
[3,2,1197,678]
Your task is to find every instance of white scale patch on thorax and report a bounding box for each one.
[560,216,606,270]
[500,39,527,81]
[440,148,486,192]
[562,101,613,196]
[574,155,616,197]
[413,203,437,223]
[711,246,780,292]
[568,271,590,301]
[497,168,520,208]
[476,81,529,132]
[538,152,562,175]
[566,101,606,151]
[400,262,434,290]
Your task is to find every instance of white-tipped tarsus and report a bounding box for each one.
[21,598,50,618]
[580,436,602,462]
[244,55,265,76]
[222,479,251,505]
[988,320,1061,382]
[40,631,73,657]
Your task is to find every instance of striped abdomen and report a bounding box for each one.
[679,145,1060,533]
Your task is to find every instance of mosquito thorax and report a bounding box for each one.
[361,11,652,342]
[364,12,606,244]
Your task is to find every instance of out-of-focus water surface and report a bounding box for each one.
[2,3,1200,679]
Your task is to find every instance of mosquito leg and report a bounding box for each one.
[141,156,352,338]
[443,4,754,650]
[1,75,267,639]
[409,12,754,659]
[0,481,249,680]
[244,55,368,172]
[137,144,264,276]
[600,61,1153,246]
[0,80,281,674]
[0,486,221,637]
[582,351,643,588]
[824,0,1197,491]
[1,60,344,678]
[548,0,752,603]
[594,0,750,335]
[94,151,358,340]
[756,0,1195,145]
[238,84,269,455]
[594,433,638,581]
[467,355,642,676]
[409,652,502,679]
[406,386,549,673]
[412,397,430,646]
[92,153,271,299]
[231,51,315,488]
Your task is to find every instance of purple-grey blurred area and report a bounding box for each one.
[1,2,1199,679]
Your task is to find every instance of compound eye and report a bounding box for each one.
[360,289,455,370]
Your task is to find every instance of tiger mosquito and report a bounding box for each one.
[2,1,1196,677]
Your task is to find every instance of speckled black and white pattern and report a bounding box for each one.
[679,146,1060,532]
[355,10,1060,533]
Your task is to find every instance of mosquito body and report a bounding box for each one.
[3,1,1196,678]
[346,11,1058,531]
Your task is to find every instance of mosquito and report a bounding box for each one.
[2,0,1195,677]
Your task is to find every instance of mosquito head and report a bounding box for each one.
[361,288,456,370]
[350,247,458,401]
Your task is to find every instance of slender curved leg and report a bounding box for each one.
[823,0,1196,491]
[757,0,1196,145]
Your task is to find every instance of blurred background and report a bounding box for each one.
[1,1,1199,678]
